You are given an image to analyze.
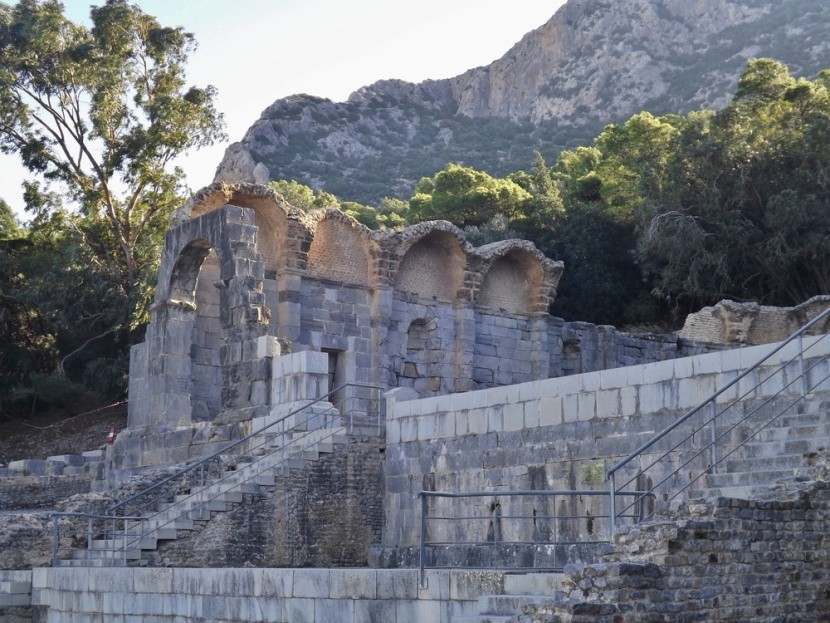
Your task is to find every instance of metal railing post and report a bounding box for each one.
[419,492,428,588]
[608,473,616,537]
[51,515,59,567]
[798,333,807,397]
[709,400,718,474]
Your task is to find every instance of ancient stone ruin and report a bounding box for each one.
[2,182,829,623]
[118,182,709,473]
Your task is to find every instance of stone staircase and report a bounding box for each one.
[453,573,566,623]
[57,424,354,567]
[697,395,830,499]
[451,392,830,623]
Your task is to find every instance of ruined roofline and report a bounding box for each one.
[170,182,564,303]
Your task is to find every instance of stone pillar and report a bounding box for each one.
[453,302,476,393]
[529,315,551,380]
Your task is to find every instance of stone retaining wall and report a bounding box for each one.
[30,567,506,623]
[551,480,830,622]
[383,336,830,549]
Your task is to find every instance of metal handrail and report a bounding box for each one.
[107,381,382,516]
[51,382,384,567]
[417,489,653,587]
[607,304,830,531]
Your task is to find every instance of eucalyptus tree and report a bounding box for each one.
[0,0,225,337]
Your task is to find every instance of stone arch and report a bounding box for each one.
[476,249,545,315]
[394,230,466,302]
[399,318,443,395]
[133,206,267,429]
[306,212,373,286]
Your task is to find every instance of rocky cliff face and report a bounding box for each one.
[216,0,830,204]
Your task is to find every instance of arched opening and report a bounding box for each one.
[562,339,582,376]
[477,250,544,315]
[400,318,442,395]
[395,232,466,302]
[190,248,223,422]
[307,218,371,286]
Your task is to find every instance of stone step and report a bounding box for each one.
[0,593,32,607]
[0,581,31,594]
[82,449,105,461]
[706,468,796,489]
[502,573,564,596]
[776,410,828,428]
[46,454,84,466]
[741,436,830,458]
[453,616,514,623]
[724,453,810,473]
[759,422,830,441]
[476,594,563,616]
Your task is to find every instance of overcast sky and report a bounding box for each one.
[1,0,565,218]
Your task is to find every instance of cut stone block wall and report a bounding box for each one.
[383,336,830,549]
[552,481,830,622]
[146,437,384,569]
[31,567,508,623]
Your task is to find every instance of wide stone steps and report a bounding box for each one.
[452,574,565,623]
[697,396,830,498]
[64,425,351,566]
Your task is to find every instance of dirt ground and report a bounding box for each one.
[0,399,128,466]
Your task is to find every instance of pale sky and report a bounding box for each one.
[1,0,565,218]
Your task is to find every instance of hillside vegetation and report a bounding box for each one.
[217,0,830,205]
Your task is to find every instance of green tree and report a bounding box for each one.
[0,198,21,238]
[408,163,531,227]
[0,0,225,339]
[269,179,338,211]
[637,59,830,308]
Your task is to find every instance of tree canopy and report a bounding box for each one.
[0,0,224,405]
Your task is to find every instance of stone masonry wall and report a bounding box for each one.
[551,481,830,622]
[148,437,384,568]
[0,476,90,511]
[383,336,830,549]
[30,567,511,623]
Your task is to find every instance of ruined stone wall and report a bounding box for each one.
[679,295,830,345]
[149,437,384,568]
[472,313,535,387]
[554,482,830,622]
[0,476,90,511]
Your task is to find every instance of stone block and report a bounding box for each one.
[502,402,524,431]
[315,598,354,623]
[417,414,436,440]
[596,389,620,419]
[539,395,563,427]
[400,418,418,443]
[599,367,626,390]
[523,402,540,428]
[133,568,173,594]
[328,570,377,600]
[638,384,664,414]
[354,599,398,623]
[292,569,331,598]
[620,386,638,417]
[283,597,315,623]
[396,598,441,623]
[486,405,503,432]
[467,409,487,435]
[376,570,418,600]
[449,570,504,600]
[577,392,596,421]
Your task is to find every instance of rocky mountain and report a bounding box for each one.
[215,0,830,205]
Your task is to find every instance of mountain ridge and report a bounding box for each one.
[215,0,830,204]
